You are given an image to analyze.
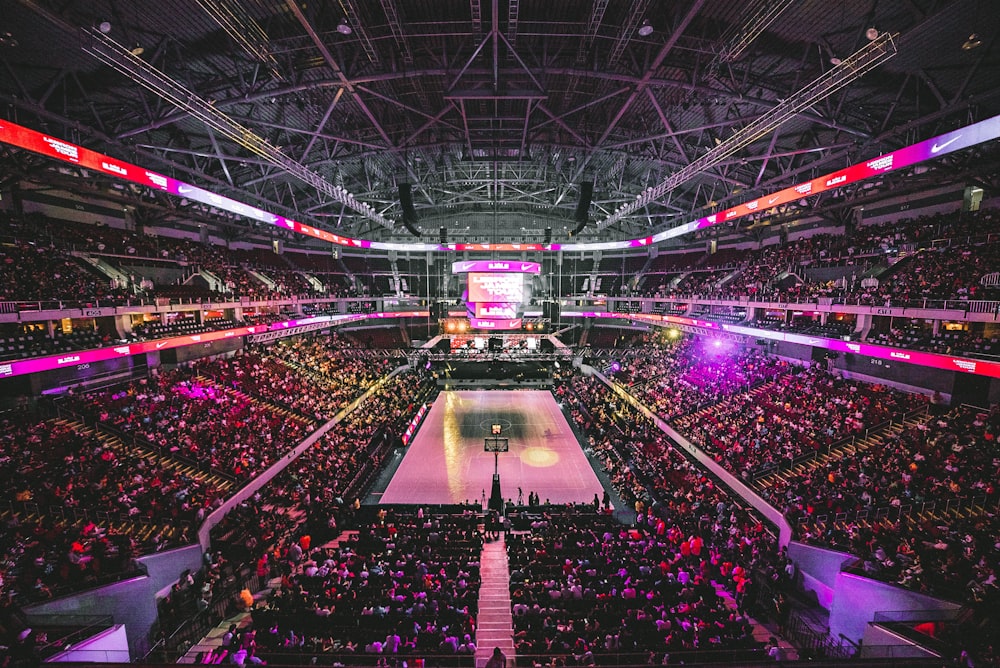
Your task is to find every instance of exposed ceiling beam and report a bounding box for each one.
[598,31,900,231]
[81,26,396,230]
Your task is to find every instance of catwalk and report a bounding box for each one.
[379,390,604,506]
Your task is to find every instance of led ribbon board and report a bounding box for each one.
[2,115,998,252]
[0,119,375,249]
[0,313,370,379]
[2,308,997,380]
[560,311,1000,379]
[643,114,1000,246]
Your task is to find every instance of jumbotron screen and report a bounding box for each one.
[467,272,525,303]
[454,260,540,330]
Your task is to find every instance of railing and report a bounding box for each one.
[609,294,1000,315]
[782,613,857,660]
[27,613,116,660]
[0,293,369,315]
[795,493,1000,531]
[234,652,475,667]
[513,649,774,667]
[147,568,264,663]
[873,608,963,623]
[981,271,1000,287]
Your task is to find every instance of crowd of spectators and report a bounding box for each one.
[0,414,228,605]
[641,209,1000,305]
[153,367,437,661]
[0,241,132,305]
[251,511,481,660]
[672,363,928,478]
[0,212,358,305]
[507,512,763,664]
[196,340,395,421]
[603,334,788,421]
[766,405,999,602]
[861,241,1000,305]
[566,332,999,633]
[0,327,425,617]
[64,368,316,482]
[551,375,788,663]
[3,208,1000,332]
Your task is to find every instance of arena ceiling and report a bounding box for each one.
[2,0,999,245]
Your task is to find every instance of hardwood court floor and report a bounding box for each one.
[380,390,603,506]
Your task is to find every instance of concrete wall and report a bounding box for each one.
[787,542,853,609]
[137,543,205,596]
[829,572,961,643]
[50,624,131,663]
[24,575,158,658]
[861,624,941,660]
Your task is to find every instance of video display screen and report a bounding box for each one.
[471,302,521,319]
[467,272,525,303]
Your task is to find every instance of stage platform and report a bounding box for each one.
[378,390,605,507]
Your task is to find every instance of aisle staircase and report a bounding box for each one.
[475,535,515,668]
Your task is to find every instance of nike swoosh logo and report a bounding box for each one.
[931,136,961,154]
[155,341,167,349]
[768,196,779,204]
[177,185,193,194]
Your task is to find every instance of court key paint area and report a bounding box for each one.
[380,390,603,506]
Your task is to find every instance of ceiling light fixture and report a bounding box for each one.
[98,21,112,34]
[637,20,654,37]
[829,55,842,65]
[865,27,879,41]
[130,44,145,56]
[337,19,352,35]
[962,33,982,50]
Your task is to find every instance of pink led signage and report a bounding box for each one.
[470,302,520,319]
[1,307,996,380]
[560,311,1000,379]
[0,313,372,380]
[0,119,374,250]
[6,115,999,254]
[451,260,542,274]
[467,273,526,303]
[650,113,1000,245]
[401,403,429,446]
[469,317,523,330]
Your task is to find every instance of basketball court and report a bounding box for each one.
[379,390,604,506]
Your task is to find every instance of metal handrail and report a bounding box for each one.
[795,492,1000,528]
